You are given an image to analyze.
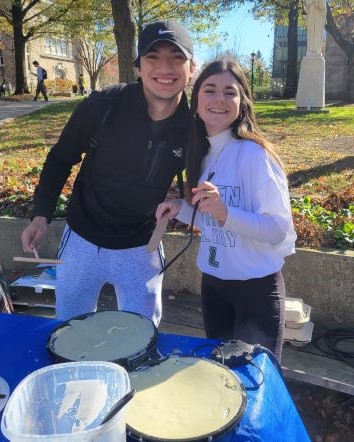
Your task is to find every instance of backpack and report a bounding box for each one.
[42,68,48,80]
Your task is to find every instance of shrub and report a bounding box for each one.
[45,78,73,95]
[291,190,354,250]
[253,85,272,100]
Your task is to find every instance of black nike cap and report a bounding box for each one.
[136,20,193,63]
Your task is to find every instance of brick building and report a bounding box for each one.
[0,32,98,94]
[0,32,15,91]
[325,16,353,100]
[272,17,353,100]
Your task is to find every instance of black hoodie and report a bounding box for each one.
[32,82,189,249]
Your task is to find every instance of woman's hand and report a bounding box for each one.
[156,199,182,222]
[191,181,228,226]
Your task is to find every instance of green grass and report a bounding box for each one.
[0,101,81,208]
[0,98,353,204]
[256,100,354,137]
[0,101,79,155]
[255,100,354,196]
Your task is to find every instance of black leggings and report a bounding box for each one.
[201,272,286,361]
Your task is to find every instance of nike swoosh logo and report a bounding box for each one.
[158,29,175,35]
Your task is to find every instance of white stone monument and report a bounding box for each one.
[296,0,326,109]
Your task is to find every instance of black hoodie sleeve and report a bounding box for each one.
[31,91,112,222]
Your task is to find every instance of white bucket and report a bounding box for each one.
[1,361,130,441]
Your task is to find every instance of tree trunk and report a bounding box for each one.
[345,53,354,102]
[11,5,29,94]
[283,0,299,98]
[111,0,136,83]
[325,6,354,103]
[89,72,98,91]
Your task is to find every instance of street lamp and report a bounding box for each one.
[250,52,256,95]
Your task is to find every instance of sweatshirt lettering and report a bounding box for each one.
[218,185,240,207]
[200,184,239,248]
[201,228,237,247]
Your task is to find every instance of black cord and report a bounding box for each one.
[253,344,284,380]
[159,171,215,275]
[158,202,199,275]
[191,343,265,390]
[244,359,265,391]
[313,328,354,368]
[192,343,225,366]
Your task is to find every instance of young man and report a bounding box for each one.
[21,21,195,326]
[32,61,48,102]
[78,74,86,95]
[0,79,7,97]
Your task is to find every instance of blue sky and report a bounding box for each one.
[193,5,274,68]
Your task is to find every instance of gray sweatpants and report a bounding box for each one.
[55,226,164,326]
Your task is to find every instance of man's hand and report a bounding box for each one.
[21,216,49,254]
[156,199,182,221]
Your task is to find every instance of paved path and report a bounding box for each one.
[0,99,69,124]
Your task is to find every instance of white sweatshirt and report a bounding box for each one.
[177,130,296,280]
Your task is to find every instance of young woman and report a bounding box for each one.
[156,59,296,360]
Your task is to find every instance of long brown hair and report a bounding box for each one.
[186,58,283,192]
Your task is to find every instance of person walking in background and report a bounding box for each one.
[32,61,48,102]
[21,21,195,326]
[0,79,7,97]
[156,59,296,360]
[78,74,86,96]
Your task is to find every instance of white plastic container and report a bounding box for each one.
[284,321,314,347]
[1,361,130,442]
[0,377,10,412]
[285,297,311,326]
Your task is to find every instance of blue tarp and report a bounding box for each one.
[0,313,310,441]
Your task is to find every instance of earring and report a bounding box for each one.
[193,112,199,120]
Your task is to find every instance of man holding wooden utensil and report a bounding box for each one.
[21,21,195,326]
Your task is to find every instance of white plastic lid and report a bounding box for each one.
[285,297,311,323]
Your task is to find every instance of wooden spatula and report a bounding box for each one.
[146,214,169,252]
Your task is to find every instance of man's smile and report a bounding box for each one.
[155,78,176,84]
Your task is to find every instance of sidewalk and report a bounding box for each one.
[0,99,69,124]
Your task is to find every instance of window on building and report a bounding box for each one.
[274,45,288,62]
[298,29,307,42]
[298,46,307,60]
[0,51,4,66]
[275,25,287,38]
[25,45,31,70]
[44,38,70,57]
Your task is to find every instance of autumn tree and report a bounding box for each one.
[133,0,235,36]
[242,0,301,98]
[0,0,84,94]
[73,35,117,90]
[57,0,116,90]
[324,2,354,101]
[242,0,354,100]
